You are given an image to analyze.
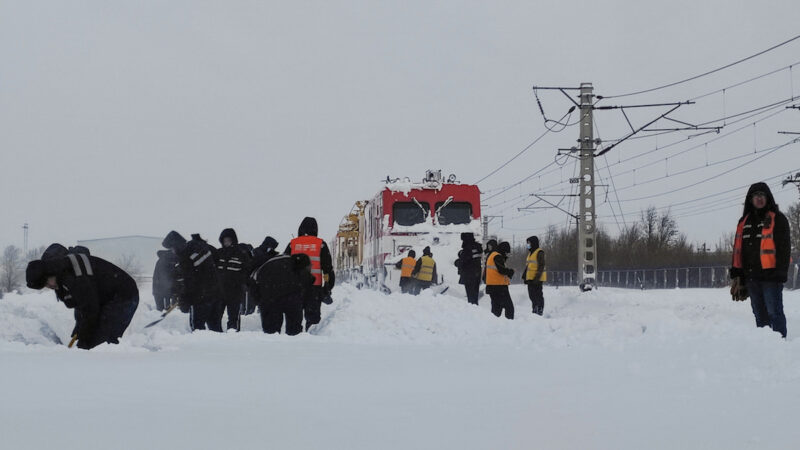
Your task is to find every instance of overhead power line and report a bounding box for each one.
[602,34,800,99]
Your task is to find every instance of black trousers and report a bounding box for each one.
[80,292,139,349]
[463,279,480,305]
[261,293,304,336]
[303,286,326,331]
[399,277,412,294]
[527,283,544,315]
[191,300,223,332]
[222,285,246,331]
[154,294,171,311]
[487,285,514,320]
[413,280,432,295]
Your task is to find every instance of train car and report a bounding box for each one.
[334,170,481,292]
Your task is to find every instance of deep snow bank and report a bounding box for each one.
[2,282,798,351]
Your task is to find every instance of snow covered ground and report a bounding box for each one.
[1,283,799,450]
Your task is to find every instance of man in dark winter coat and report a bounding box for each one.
[251,253,314,335]
[216,228,252,331]
[162,231,223,332]
[26,244,140,349]
[247,236,280,313]
[152,250,178,311]
[730,182,791,337]
[485,241,515,319]
[285,217,335,331]
[411,246,438,294]
[455,233,482,304]
[394,249,417,294]
[521,236,546,315]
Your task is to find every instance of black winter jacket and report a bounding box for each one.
[175,234,221,306]
[456,240,483,284]
[153,250,178,298]
[38,254,137,347]
[730,182,792,283]
[251,254,314,305]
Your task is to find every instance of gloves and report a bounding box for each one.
[730,277,749,302]
[321,293,333,305]
[507,269,515,279]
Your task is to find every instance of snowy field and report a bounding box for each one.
[1,284,799,450]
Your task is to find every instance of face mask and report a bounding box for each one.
[526,244,531,250]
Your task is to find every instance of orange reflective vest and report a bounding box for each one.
[485,251,510,286]
[290,236,324,286]
[733,211,777,270]
[400,257,416,278]
[414,256,435,282]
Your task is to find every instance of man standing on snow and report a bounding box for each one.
[412,246,437,294]
[485,241,515,319]
[455,233,482,304]
[163,231,224,332]
[394,249,417,294]
[521,236,546,316]
[729,182,791,338]
[152,249,178,311]
[216,228,252,331]
[286,217,335,332]
[26,244,140,349]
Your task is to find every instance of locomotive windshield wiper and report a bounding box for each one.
[434,196,454,223]
[412,197,427,217]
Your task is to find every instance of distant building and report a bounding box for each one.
[76,235,162,277]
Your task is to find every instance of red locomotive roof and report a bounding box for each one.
[381,183,481,226]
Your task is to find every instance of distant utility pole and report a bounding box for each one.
[481,215,503,245]
[783,172,800,199]
[23,223,29,254]
[577,83,597,291]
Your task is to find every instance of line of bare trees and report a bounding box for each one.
[506,202,800,273]
[0,245,46,294]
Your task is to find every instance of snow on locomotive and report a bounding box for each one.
[333,170,481,292]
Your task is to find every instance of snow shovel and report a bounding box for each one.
[144,303,180,328]
[67,334,78,348]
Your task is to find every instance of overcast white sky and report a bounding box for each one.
[1,0,799,253]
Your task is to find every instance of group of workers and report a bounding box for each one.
[24,217,334,348]
[155,216,335,336]
[394,232,548,320]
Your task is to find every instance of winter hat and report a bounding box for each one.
[162,231,187,251]
[41,243,68,260]
[526,236,539,250]
[743,182,778,215]
[26,260,47,289]
[498,241,511,255]
[219,228,239,246]
[460,232,474,242]
[68,245,91,255]
[291,253,311,271]
[260,236,279,252]
[423,246,432,256]
[298,217,319,237]
[484,239,497,254]
[407,250,416,258]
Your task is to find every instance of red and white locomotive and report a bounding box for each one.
[334,170,481,292]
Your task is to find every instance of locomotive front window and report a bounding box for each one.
[393,202,430,226]
[435,202,472,225]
